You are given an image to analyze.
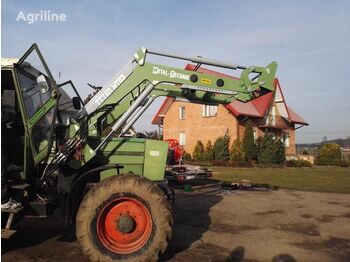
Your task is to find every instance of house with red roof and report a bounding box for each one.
[152,64,308,158]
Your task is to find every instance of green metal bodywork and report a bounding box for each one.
[88,138,168,181]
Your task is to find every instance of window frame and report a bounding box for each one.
[179,106,185,120]
[202,105,218,117]
[13,43,59,164]
[179,132,186,146]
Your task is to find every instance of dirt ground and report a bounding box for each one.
[2,181,350,262]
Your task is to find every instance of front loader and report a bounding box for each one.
[1,44,277,261]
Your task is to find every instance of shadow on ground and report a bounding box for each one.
[168,177,221,190]
[1,212,76,255]
[228,246,296,262]
[160,184,223,261]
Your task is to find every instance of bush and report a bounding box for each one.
[228,161,253,167]
[257,134,275,164]
[193,140,205,161]
[242,120,257,161]
[314,158,340,166]
[204,140,214,161]
[314,143,341,166]
[257,134,285,165]
[183,152,192,161]
[188,160,212,166]
[254,163,284,168]
[285,160,312,167]
[274,139,286,164]
[211,160,229,166]
[230,139,245,161]
[339,160,350,168]
[213,135,230,161]
[302,149,309,155]
[211,160,252,167]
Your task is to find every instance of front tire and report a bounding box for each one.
[76,174,173,262]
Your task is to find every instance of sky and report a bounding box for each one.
[1,0,350,144]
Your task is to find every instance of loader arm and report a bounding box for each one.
[75,48,276,154]
[42,47,277,180]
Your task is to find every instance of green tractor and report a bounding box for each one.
[1,44,277,261]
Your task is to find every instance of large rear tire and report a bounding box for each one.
[76,174,172,262]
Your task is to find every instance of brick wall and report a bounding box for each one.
[285,129,296,156]
[163,101,238,155]
[237,122,265,141]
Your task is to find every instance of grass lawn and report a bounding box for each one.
[211,167,350,193]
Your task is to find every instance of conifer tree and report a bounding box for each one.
[242,120,257,161]
[230,139,245,161]
[213,135,230,161]
[204,140,214,161]
[193,140,205,161]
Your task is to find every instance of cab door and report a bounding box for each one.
[14,44,59,164]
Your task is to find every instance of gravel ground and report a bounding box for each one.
[2,182,350,262]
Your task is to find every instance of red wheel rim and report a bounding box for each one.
[96,196,153,254]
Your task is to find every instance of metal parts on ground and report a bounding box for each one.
[166,164,213,183]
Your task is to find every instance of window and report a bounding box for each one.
[253,129,257,141]
[16,46,55,119]
[31,108,55,153]
[179,106,185,120]
[179,132,186,146]
[282,133,290,147]
[17,69,52,119]
[203,105,217,117]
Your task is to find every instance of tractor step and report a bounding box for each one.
[1,206,24,239]
[10,183,30,190]
[1,207,24,213]
[1,229,17,239]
